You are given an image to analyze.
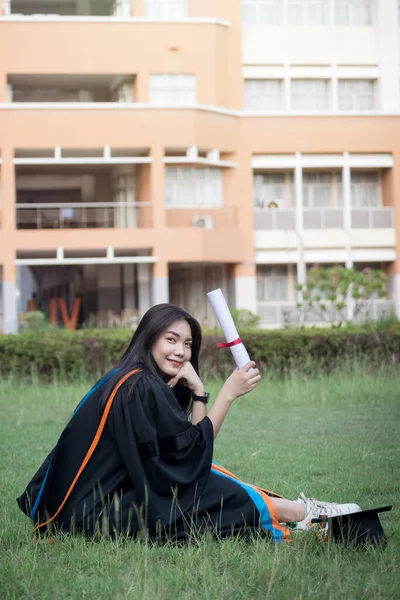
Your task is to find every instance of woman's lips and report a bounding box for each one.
[168,359,183,367]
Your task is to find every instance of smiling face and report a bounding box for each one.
[151,319,193,377]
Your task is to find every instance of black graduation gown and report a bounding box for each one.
[17,369,289,543]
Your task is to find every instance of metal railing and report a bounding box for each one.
[253,208,296,230]
[7,0,133,17]
[257,299,396,327]
[351,207,393,229]
[7,1,188,18]
[303,208,344,229]
[16,202,152,229]
[166,206,237,228]
[254,207,394,230]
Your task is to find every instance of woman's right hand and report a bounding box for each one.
[220,361,261,403]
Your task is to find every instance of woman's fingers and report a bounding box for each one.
[241,361,256,372]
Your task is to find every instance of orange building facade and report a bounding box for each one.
[0,0,399,332]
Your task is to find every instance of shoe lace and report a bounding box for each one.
[299,492,341,518]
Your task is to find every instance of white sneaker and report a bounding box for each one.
[294,492,362,535]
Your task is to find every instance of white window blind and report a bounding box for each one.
[335,0,372,26]
[288,0,329,25]
[338,79,374,111]
[291,79,329,111]
[165,167,223,207]
[257,266,288,301]
[144,0,187,18]
[244,79,284,111]
[303,173,332,207]
[253,173,295,208]
[150,74,196,105]
[241,0,281,25]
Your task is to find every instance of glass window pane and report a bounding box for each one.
[288,4,303,25]
[259,3,279,24]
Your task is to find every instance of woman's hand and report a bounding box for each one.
[166,361,205,395]
[220,361,261,403]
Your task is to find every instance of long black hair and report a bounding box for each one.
[101,304,202,415]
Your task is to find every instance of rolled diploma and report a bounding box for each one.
[207,288,251,369]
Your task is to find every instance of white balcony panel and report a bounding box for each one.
[303,208,344,229]
[303,230,348,248]
[334,28,377,65]
[351,207,393,229]
[242,26,285,65]
[253,208,296,230]
[257,303,299,326]
[288,28,332,65]
[350,228,396,249]
[254,230,298,250]
[255,250,300,264]
[303,249,348,263]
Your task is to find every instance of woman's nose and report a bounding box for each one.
[174,344,185,356]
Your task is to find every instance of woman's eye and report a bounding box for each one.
[185,343,192,348]
[167,337,176,343]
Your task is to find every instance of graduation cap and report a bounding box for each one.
[312,505,393,548]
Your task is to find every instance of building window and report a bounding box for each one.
[253,173,294,208]
[165,167,223,207]
[150,74,196,105]
[337,171,380,206]
[288,0,329,25]
[338,79,375,111]
[291,79,329,111]
[244,79,284,111]
[241,0,281,25]
[303,173,332,207]
[335,0,373,26]
[351,172,379,207]
[144,0,187,19]
[257,266,288,301]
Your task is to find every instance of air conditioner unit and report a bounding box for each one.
[264,199,284,209]
[192,215,214,229]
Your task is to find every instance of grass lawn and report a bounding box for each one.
[0,372,399,599]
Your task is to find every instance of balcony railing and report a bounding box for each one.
[303,208,344,229]
[16,202,152,229]
[351,207,393,229]
[257,300,396,327]
[166,206,237,228]
[253,208,296,230]
[6,0,188,18]
[7,0,132,17]
[254,207,394,230]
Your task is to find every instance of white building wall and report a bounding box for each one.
[377,0,400,112]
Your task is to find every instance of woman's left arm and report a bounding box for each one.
[191,400,207,425]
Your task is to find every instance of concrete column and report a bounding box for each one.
[233,263,257,315]
[151,261,169,305]
[137,263,151,317]
[295,153,305,292]
[342,153,353,268]
[377,0,399,112]
[2,262,18,334]
[17,265,36,313]
[150,145,166,229]
[389,274,400,319]
[1,149,18,333]
[342,153,355,320]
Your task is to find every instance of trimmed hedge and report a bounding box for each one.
[0,324,399,381]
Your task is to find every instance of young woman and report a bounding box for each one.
[17,304,360,543]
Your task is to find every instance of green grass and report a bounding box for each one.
[0,372,399,599]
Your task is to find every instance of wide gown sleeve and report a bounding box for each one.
[107,373,214,527]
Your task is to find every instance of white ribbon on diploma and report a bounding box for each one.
[207,288,252,369]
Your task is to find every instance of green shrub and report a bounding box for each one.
[0,323,399,382]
